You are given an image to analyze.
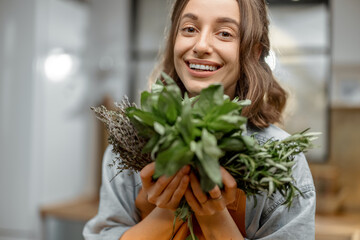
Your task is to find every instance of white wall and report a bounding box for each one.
[0,0,38,238]
[332,0,360,65]
[40,0,92,205]
[331,0,360,106]
[0,0,131,239]
[134,0,172,98]
[86,0,131,103]
[268,4,329,161]
[269,5,328,50]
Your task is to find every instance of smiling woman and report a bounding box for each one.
[83,0,316,239]
[162,0,287,129]
[173,0,241,99]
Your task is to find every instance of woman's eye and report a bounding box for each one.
[183,27,196,33]
[219,31,232,38]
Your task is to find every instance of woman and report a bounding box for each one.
[83,0,316,239]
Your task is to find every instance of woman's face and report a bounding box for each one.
[174,0,241,98]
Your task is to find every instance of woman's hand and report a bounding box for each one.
[184,167,237,216]
[184,167,243,240]
[140,162,190,211]
[135,187,156,219]
[127,163,191,240]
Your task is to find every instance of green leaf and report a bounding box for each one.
[203,100,242,122]
[198,99,247,133]
[268,180,275,196]
[142,134,160,153]
[237,99,251,107]
[202,129,223,159]
[176,96,195,145]
[154,140,193,178]
[206,119,242,132]
[140,91,152,112]
[151,79,164,93]
[154,122,165,135]
[241,135,259,151]
[164,92,182,123]
[150,127,177,159]
[160,72,182,100]
[125,108,156,136]
[166,84,183,101]
[196,162,217,192]
[196,129,223,187]
[190,141,203,160]
[218,115,247,125]
[218,137,245,151]
[126,107,166,126]
[158,93,178,124]
[161,72,176,85]
[192,84,224,116]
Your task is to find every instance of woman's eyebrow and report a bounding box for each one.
[216,17,240,28]
[181,13,198,21]
[181,13,239,29]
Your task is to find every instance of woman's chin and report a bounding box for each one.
[184,81,214,97]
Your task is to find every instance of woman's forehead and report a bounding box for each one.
[181,0,240,23]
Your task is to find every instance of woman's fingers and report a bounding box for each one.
[189,173,208,204]
[141,163,176,193]
[186,173,224,215]
[168,175,190,209]
[208,185,226,211]
[140,162,156,189]
[157,166,190,208]
[140,162,191,209]
[135,188,156,219]
[186,169,237,216]
[220,167,237,205]
[141,162,174,204]
[140,164,236,214]
[185,188,203,213]
[208,185,222,199]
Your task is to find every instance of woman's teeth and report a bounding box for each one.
[189,63,218,71]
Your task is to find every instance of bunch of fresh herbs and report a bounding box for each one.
[92,72,319,240]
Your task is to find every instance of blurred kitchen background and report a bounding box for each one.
[0,0,359,239]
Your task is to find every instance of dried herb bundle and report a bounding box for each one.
[92,73,319,240]
[91,97,151,175]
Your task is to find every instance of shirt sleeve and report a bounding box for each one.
[83,146,142,240]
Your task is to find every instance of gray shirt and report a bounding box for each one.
[83,124,316,240]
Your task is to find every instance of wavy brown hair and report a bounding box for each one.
[151,0,287,129]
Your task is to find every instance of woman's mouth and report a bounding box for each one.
[185,61,222,77]
[189,63,219,71]
[186,61,222,72]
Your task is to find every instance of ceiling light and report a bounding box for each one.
[44,49,75,82]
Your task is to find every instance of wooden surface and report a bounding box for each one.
[40,195,360,240]
[316,212,360,240]
[40,196,99,222]
[329,107,360,211]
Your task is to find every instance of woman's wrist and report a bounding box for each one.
[121,207,184,240]
[195,208,244,240]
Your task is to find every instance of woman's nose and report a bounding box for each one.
[193,31,213,56]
